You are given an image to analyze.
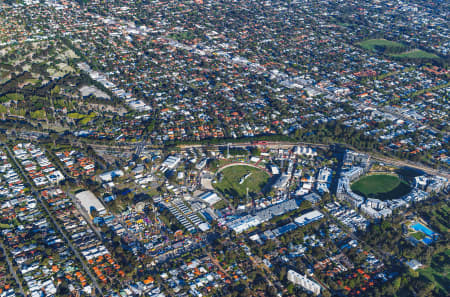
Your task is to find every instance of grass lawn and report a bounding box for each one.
[391,49,439,59]
[351,174,411,200]
[145,186,160,197]
[358,39,405,51]
[213,199,228,210]
[410,232,426,240]
[67,112,97,125]
[48,144,73,150]
[209,159,233,173]
[358,39,440,61]
[214,165,269,199]
[409,81,450,98]
[419,267,449,295]
[169,31,196,41]
[419,250,450,295]
[429,208,449,234]
[67,112,85,119]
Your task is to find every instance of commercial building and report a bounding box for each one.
[302,192,321,204]
[293,146,317,157]
[229,199,304,234]
[360,203,392,219]
[98,169,124,182]
[270,165,280,175]
[197,191,221,205]
[406,259,422,271]
[227,215,261,234]
[413,175,428,190]
[316,167,332,183]
[255,199,303,222]
[161,155,181,169]
[273,174,290,190]
[75,190,106,217]
[287,270,321,295]
[294,210,324,226]
[341,166,364,181]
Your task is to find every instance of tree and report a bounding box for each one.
[408,268,419,278]
[51,85,60,95]
[279,266,286,281]
[393,277,401,291]
[286,283,294,294]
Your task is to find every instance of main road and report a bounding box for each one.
[84,135,448,179]
[2,142,105,296]
[178,141,449,179]
[0,240,26,296]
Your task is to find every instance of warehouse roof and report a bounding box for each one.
[75,190,106,216]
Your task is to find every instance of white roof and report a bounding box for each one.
[198,222,210,232]
[75,190,105,214]
[99,169,124,182]
[294,210,324,225]
[198,191,221,205]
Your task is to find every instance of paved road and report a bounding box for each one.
[370,155,449,179]
[248,254,276,287]
[177,141,330,150]
[87,138,448,179]
[3,143,104,296]
[165,35,447,143]
[135,135,149,156]
[315,205,392,264]
[207,252,232,279]
[0,240,26,296]
[67,192,104,241]
[179,141,449,179]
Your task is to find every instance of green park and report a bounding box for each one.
[351,173,411,200]
[213,165,270,200]
[358,39,439,60]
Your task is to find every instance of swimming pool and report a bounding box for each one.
[411,222,435,237]
[422,237,433,245]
